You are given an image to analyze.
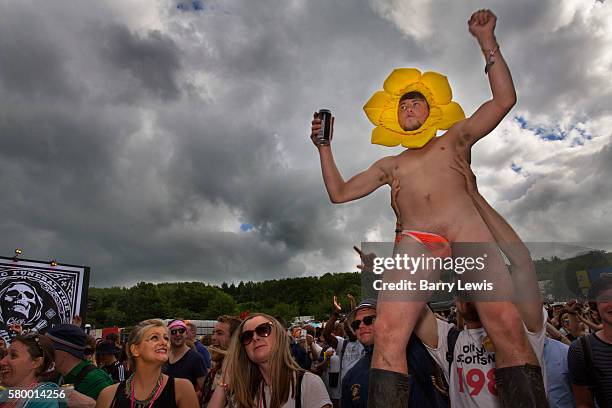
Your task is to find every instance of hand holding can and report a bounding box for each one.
[310,109,334,146]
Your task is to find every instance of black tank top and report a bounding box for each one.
[110,376,177,408]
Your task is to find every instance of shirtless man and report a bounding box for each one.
[310,9,547,407]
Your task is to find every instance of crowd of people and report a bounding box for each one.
[0,283,610,407]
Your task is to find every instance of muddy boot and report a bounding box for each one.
[367,368,410,408]
[495,364,547,408]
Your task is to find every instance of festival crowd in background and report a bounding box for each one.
[0,278,611,408]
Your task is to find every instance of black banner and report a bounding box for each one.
[0,256,89,343]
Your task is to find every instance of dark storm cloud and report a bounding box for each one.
[0,5,79,101]
[98,24,182,101]
[0,41,72,100]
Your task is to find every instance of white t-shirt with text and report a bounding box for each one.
[425,312,547,408]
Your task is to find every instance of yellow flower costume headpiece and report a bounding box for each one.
[363,68,465,148]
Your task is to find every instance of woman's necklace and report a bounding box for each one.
[126,373,164,408]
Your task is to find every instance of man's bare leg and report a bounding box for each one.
[368,240,435,408]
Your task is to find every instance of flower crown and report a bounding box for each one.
[363,68,465,148]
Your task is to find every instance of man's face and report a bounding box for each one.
[333,324,344,338]
[169,326,187,348]
[354,308,376,347]
[398,98,429,131]
[99,353,114,365]
[187,327,196,341]
[211,322,231,350]
[52,349,70,375]
[596,287,612,327]
[456,300,479,323]
[560,313,570,328]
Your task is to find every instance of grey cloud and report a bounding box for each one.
[0,5,79,101]
[503,135,612,242]
[1,0,610,288]
[98,24,182,101]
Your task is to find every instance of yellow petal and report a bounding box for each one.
[380,107,405,133]
[363,91,392,124]
[371,126,402,147]
[421,71,452,105]
[401,126,437,148]
[437,101,465,129]
[383,68,422,95]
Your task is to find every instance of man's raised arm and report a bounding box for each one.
[457,10,516,149]
[322,295,341,349]
[311,112,392,203]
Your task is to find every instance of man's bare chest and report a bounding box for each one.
[391,137,459,177]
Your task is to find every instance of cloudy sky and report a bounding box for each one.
[1,0,611,287]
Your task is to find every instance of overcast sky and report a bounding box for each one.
[1,0,611,287]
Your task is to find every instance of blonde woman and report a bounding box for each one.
[209,313,331,408]
[95,319,199,408]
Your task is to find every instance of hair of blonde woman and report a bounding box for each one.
[222,313,303,408]
[125,318,167,369]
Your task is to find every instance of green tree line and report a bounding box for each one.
[87,272,362,328]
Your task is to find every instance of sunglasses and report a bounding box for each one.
[351,315,376,332]
[240,322,273,346]
[170,328,186,336]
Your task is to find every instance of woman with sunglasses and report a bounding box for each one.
[0,333,66,407]
[95,319,199,408]
[209,313,331,408]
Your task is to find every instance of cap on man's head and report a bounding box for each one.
[354,298,377,311]
[346,298,377,332]
[168,319,188,330]
[47,324,87,359]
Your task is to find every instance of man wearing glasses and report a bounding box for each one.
[341,281,450,408]
[163,319,207,396]
[340,299,378,408]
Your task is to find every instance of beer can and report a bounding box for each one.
[317,109,332,145]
